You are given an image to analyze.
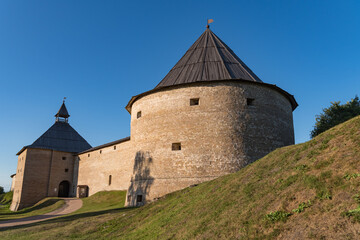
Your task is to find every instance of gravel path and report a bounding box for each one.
[0,198,82,228]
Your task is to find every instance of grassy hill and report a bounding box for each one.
[1,116,360,239]
[0,192,65,221]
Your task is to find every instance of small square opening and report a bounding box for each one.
[137,195,143,203]
[190,98,199,106]
[137,111,142,119]
[62,157,66,160]
[247,98,255,106]
[65,168,69,172]
[172,143,181,151]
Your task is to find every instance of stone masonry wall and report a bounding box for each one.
[126,81,294,205]
[10,150,28,211]
[10,148,76,211]
[77,140,133,197]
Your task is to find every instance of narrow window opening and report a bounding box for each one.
[88,154,90,157]
[62,157,66,160]
[100,150,102,154]
[247,98,255,106]
[172,143,181,151]
[190,98,199,106]
[114,146,116,150]
[137,111,142,119]
[137,195,143,203]
[65,168,69,173]
[108,175,112,185]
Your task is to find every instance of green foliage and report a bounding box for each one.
[0,186,4,194]
[342,193,360,222]
[353,194,360,204]
[342,207,360,222]
[317,190,332,200]
[311,96,360,138]
[343,173,360,180]
[292,200,312,213]
[265,211,292,223]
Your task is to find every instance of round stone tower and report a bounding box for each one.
[125,27,297,205]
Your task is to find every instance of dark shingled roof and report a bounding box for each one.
[17,122,92,155]
[55,102,70,118]
[156,27,262,89]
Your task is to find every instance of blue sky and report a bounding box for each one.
[0,0,359,190]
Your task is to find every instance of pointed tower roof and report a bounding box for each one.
[17,102,91,155]
[155,27,262,89]
[126,27,298,112]
[55,101,70,118]
[21,121,92,154]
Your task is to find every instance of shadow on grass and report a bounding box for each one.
[0,199,63,216]
[0,206,137,232]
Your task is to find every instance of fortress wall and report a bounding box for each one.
[10,149,76,211]
[127,82,294,205]
[10,150,28,211]
[77,140,133,196]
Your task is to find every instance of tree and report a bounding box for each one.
[311,96,360,138]
[0,186,4,194]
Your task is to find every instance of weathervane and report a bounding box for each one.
[206,19,214,28]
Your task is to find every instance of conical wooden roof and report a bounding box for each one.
[126,27,298,112]
[55,102,70,118]
[155,27,262,89]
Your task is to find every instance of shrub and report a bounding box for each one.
[265,211,292,223]
[292,200,312,213]
[0,186,4,194]
[311,96,360,138]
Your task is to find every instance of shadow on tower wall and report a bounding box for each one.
[127,151,154,206]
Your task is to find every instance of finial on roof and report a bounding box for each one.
[206,18,214,28]
[55,99,70,123]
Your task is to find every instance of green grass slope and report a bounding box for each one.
[2,116,360,239]
[0,197,65,221]
[0,191,127,239]
[0,191,13,205]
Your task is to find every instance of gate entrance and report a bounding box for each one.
[78,185,89,198]
[58,181,70,197]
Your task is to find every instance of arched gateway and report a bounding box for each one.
[58,181,70,197]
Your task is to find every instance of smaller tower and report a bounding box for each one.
[10,100,91,211]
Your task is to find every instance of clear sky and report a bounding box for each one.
[0,1,359,191]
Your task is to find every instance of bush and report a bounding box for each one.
[0,186,4,194]
[311,96,360,138]
[265,211,292,223]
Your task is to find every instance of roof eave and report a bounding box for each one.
[16,146,29,156]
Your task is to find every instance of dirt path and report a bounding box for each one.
[0,198,82,228]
